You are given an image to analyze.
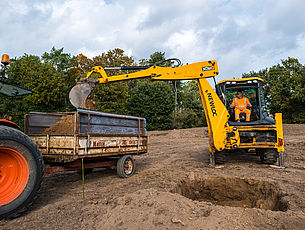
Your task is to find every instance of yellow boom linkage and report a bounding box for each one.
[69,61,234,157]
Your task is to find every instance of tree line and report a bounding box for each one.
[0,48,205,130]
[242,57,305,123]
[0,47,304,130]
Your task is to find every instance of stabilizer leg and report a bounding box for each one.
[278,152,284,167]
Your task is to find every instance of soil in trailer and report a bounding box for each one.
[42,115,74,134]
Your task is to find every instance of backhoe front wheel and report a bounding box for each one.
[0,126,43,219]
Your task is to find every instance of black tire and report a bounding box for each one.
[0,126,44,219]
[258,148,278,165]
[116,155,135,178]
[209,152,215,166]
[215,151,226,165]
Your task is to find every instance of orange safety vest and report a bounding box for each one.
[231,97,251,109]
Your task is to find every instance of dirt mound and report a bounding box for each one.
[93,188,300,230]
[174,176,287,211]
[96,189,200,230]
[42,115,74,134]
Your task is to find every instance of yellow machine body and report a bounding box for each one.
[69,60,284,166]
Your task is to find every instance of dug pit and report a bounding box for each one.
[174,176,288,211]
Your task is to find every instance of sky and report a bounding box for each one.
[0,0,305,79]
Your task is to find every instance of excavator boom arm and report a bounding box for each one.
[86,60,219,83]
[69,60,229,152]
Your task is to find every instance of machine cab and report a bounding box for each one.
[217,77,275,125]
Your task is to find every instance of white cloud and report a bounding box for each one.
[0,0,304,79]
[8,0,30,15]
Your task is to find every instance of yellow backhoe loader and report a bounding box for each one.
[69,60,284,166]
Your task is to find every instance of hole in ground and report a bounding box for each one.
[174,176,288,211]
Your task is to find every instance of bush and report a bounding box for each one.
[127,81,175,130]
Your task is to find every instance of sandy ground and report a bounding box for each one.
[1,124,305,229]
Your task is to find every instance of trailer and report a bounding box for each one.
[24,109,147,177]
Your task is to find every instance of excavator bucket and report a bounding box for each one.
[69,79,99,108]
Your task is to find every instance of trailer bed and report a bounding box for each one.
[25,109,147,164]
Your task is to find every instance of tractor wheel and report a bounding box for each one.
[117,155,135,178]
[258,148,278,165]
[0,126,44,219]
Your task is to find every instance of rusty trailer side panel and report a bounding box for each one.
[25,109,147,163]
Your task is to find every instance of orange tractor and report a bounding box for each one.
[0,54,44,219]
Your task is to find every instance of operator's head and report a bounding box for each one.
[236,91,243,99]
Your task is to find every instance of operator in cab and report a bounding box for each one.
[230,91,252,122]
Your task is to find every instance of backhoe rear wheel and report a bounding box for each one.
[258,148,278,165]
[0,126,44,219]
[215,151,226,165]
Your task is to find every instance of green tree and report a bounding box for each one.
[148,52,172,66]
[127,81,175,130]
[174,109,200,129]
[42,47,77,72]
[148,52,183,121]
[41,47,78,111]
[173,80,207,128]
[242,57,305,123]
[76,49,134,114]
[183,80,207,125]
[0,53,72,127]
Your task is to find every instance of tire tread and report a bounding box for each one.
[0,126,44,219]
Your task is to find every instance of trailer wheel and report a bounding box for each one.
[0,126,44,219]
[117,155,135,178]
